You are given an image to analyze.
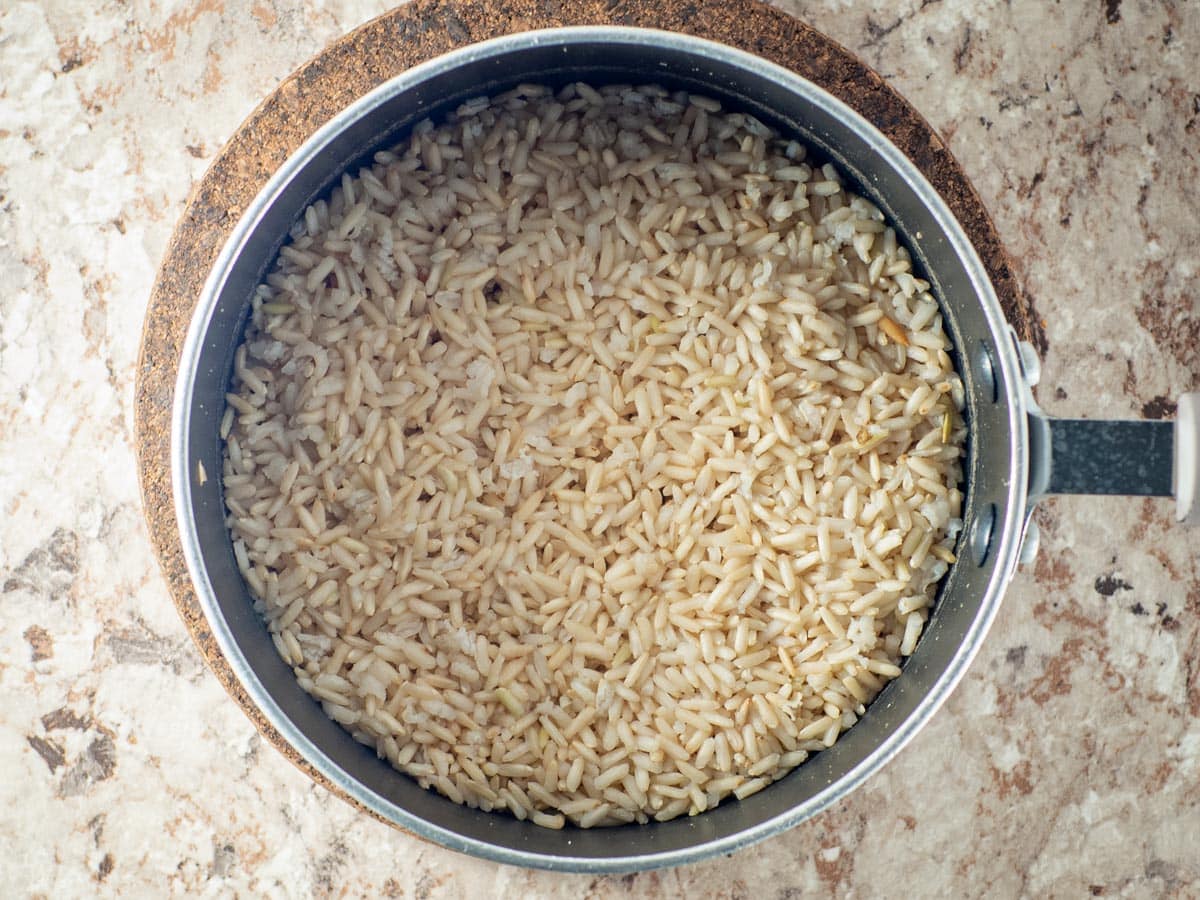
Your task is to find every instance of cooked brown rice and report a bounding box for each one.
[222,82,965,828]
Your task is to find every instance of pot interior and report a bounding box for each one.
[176,29,1026,870]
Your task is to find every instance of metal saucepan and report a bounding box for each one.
[172,27,1200,871]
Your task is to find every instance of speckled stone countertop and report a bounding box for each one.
[2,1,1198,897]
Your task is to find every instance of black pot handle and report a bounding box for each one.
[1042,418,1173,497]
[1016,333,1199,524]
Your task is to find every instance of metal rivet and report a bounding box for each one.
[969,503,997,566]
[1018,517,1041,567]
[1016,340,1041,388]
[974,342,997,403]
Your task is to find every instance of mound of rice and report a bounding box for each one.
[222,82,965,829]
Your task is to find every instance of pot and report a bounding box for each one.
[172,27,1199,871]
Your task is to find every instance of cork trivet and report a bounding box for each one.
[135,0,1035,833]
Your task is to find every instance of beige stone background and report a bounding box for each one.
[1,1,1197,897]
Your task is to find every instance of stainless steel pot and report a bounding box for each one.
[172,27,1199,871]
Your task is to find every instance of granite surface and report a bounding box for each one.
[1,1,1198,897]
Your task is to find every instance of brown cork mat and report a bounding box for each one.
[134,0,1034,834]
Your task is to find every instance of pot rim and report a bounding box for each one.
[172,25,1030,871]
